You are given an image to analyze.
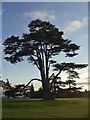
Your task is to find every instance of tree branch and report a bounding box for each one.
[22,78,42,93]
[31,55,40,70]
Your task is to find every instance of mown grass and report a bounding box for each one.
[2,98,88,118]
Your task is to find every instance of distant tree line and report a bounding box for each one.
[0,78,89,98]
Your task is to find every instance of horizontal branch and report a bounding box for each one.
[22,78,42,93]
[25,78,42,87]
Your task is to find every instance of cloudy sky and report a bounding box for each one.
[2,2,88,91]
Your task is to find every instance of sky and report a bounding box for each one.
[1,2,89,91]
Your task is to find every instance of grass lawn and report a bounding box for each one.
[2,98,88,118]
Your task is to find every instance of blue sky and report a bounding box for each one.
[2,2,88,90]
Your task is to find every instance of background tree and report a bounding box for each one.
[1,79,12,91]
[30,83,35,98]
[4,83,25,98]
[66,70,79,88]
[3,19,83,100]
[53,62,87,91]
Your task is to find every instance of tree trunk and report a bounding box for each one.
[41,71,54,100]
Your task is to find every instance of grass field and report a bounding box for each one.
[2,98,88,118]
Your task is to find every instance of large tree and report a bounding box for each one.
[3,19,86,100]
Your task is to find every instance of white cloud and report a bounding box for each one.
[64,16,88,35]
[64,20,82,34]
[24,10,56,21]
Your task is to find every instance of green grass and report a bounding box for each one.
[2,98,88,118]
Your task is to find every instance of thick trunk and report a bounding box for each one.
[42,79,51,100]
[41,71,53,100]
[38,44,54,100]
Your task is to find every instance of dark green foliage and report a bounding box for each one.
[4,84,25,98]
[53,62,87,71]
